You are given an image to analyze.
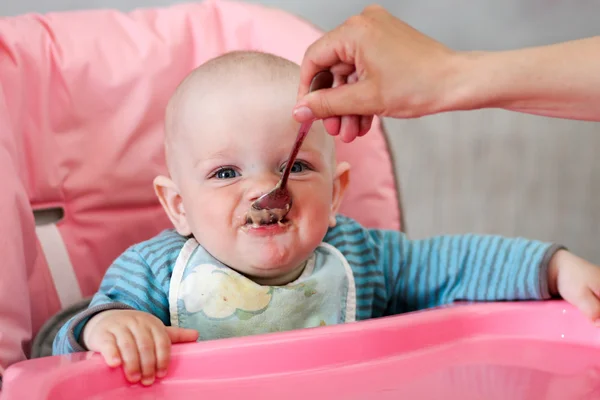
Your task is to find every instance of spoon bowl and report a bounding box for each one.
[247,70,334,226]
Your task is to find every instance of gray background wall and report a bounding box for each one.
[3,1,600,262]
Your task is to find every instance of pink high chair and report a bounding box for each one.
[1,1,600,399]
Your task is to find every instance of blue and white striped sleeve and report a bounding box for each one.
[380,231,566,314]
[52,231,185,355]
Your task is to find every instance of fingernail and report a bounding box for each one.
[129,373,141,382]
[157,369,167,378]
[141,377,155,386]
[293,106,314,121]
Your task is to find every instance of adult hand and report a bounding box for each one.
[294,5,600,142]
[293,5,464,142]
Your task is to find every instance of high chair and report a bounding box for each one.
[5,3,598,399]
[0,0,403,375]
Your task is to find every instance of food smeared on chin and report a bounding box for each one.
[245,204,290,227]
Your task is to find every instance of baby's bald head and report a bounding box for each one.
[154,51,350,276]
[164,51,336,179]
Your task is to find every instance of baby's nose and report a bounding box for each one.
[246,174,280,201]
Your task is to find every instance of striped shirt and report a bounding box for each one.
[52,214,562,354]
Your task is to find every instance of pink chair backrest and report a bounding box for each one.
[0,0,401,372]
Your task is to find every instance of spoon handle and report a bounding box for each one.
[279,70,333,189]
[279,120,313,189]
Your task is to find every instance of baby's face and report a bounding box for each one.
[159,79,348,284]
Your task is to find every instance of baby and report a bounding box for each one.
[53,50,600,386]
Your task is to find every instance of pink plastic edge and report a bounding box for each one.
[2,300,600,399]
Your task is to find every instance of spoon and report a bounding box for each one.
[247,70,334,225]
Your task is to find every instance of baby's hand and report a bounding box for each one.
[82,309,198,385]
[548,250,600,323]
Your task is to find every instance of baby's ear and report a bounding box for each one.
[329,161,350,227]
[153,175,192,236]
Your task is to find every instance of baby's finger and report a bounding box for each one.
[165,326,199,343]
[95,332,122,368]
[152,327,172,379]
[130,325,158,386]
[113,327,142,383]
[573,288,600,323]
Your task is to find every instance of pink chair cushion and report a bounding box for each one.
[0,0,401,372]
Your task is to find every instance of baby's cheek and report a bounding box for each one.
[187,200,230,242]
[193,222,233,266]
[304,202,333,240]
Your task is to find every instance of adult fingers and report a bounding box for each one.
[323,117,341,136]
[297,14,366,100]
[297,33,350,99]
[294,80,380,121]
[339,115,361,143]
[358,115,374,136]
[338,71,363,142]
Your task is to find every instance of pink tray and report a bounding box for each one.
[3,301,600,399]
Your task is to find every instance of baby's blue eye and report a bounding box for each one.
[282,161,309,174]
[215,168,239,179]
[290,162,306,173]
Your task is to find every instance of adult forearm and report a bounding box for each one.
[454,36,600,121]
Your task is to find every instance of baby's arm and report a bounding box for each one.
[52,247,171,354]
[377,231,564,313]
[52,245,197,385]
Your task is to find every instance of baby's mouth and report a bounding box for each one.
[244,213,289,228]
[245,203,290,227]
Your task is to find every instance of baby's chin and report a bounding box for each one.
[224,250,310,286]
[247,265,306,286]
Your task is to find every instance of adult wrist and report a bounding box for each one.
[436,50,495,114]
